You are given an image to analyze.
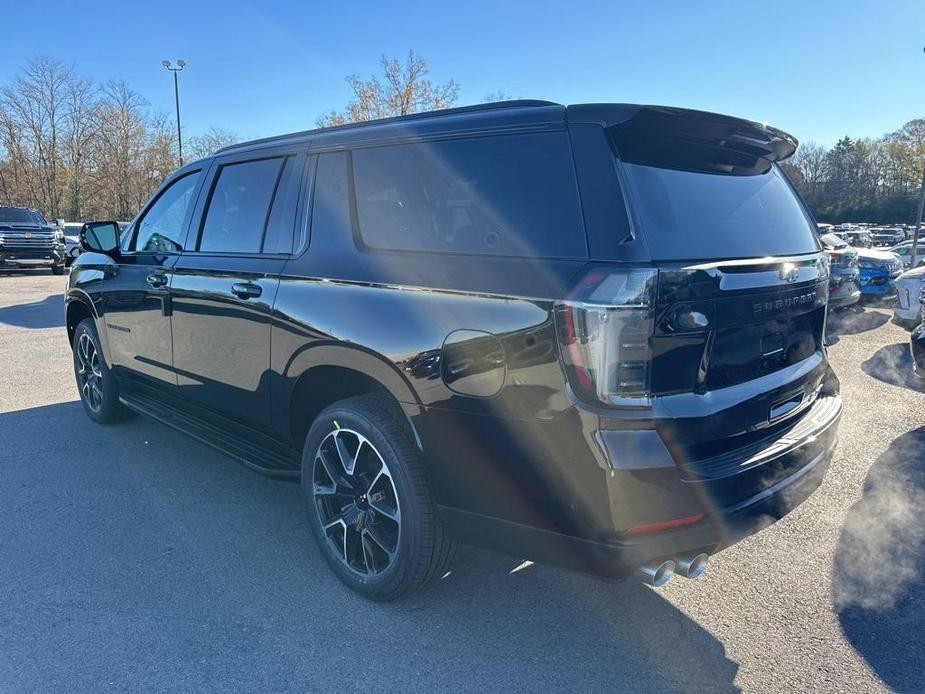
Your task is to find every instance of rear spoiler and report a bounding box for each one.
[567,103,798,163]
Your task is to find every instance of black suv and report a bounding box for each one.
[67,101,842,599]
[1,206,66,274]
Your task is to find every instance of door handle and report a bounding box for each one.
[231,282,263,300]
[146,272,168,288]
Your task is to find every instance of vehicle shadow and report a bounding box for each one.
[860,343,925,392]
[0,401,741,693]
[0,293,64,329]
[833,426,925,694]
[826,306,889,338]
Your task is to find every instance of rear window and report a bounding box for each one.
[616,143,819,261]
[351,132,586,258]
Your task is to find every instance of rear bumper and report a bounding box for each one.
[439,435,835,578]
[828,288,861,309]
[441,393,841,579]
[893,313,922,331]
[828,271,860,309]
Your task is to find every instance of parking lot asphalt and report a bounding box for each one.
[1,271,924,693]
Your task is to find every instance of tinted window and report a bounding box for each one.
[620,163,819,261]
[0,208,44,224]
[133,172,200,252]
[262,157,302,254]
[351,133,586,258]
[311,152,352,244]
[199,158,284,253]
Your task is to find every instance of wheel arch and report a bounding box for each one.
[65,292,96,345]
[282,342,424,453]
[65,290,114,366]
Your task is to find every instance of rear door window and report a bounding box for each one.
[351,132,587,258]
[261,157,303,254]
[199,157,285,253]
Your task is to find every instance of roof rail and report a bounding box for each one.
[215,99,560,154]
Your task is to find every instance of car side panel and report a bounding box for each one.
[269,258,612,536]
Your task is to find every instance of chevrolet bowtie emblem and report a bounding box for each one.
[779,263,799,283]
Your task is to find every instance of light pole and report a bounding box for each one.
[162,59,186,166]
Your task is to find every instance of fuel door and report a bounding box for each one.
[441,329,506,398]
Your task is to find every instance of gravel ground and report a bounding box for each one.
[1,271,923,693]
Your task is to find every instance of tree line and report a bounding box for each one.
[17,51,910,229]
[0,52,464,222]
[0,51,464,223]
[0,57,238,222]
[782,118,925,224]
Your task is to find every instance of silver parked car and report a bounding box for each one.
[894,264,925,329]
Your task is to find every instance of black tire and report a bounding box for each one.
[72,318,126,424]
[51,263,65,275]
[301,394,456,601]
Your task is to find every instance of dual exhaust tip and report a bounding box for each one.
[638,553,709,587]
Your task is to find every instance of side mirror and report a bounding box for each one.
[55,218,66,227]
[80,221,121,256]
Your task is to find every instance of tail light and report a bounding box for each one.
[555,267,657,407]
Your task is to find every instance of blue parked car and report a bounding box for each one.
[856,248,904,298]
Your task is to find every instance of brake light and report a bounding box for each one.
[555,267,657,407]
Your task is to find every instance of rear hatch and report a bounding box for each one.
[607,108,833,479]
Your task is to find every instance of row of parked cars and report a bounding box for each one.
[816,223,925,380]
[818,222,923,248]
[816,227,905,307]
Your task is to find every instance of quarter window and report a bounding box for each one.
[132,171,201,252]
[199,158,285,253]
[311,152,351,245]
[351,133,587,258]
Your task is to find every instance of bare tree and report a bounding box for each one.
[790,141,828,200]
[0,57,73,217]
[186,126,241,160]
[483,90,515,103]
[91,80,152,220]
[62,74,98,219]
[318,51,459,127]
[0,56,244,221]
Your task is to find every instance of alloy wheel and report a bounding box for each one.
[76,332,104,412]
[313,427,401,576]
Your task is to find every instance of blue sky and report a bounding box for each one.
[4,0,925,146]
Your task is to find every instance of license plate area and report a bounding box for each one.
[705,309,823,390]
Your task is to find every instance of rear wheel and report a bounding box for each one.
[72,319,126,423]
[301,395,456,600]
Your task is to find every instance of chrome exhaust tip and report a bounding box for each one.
[676,553,709,579]
[638,560,676,587]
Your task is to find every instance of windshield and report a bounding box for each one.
[619,162,819,261]
[0,208,45,225]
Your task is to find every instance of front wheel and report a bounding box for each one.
[301,395,456,600]
[72,318,126,423]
